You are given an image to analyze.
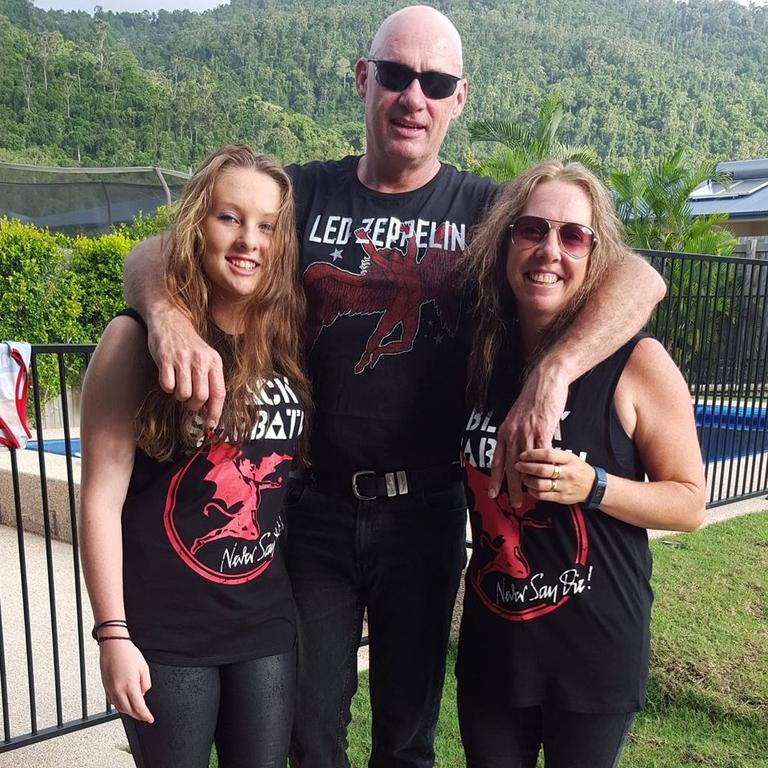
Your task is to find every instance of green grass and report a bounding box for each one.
[345,512,768,767]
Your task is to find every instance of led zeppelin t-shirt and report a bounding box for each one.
[288,156,497,477]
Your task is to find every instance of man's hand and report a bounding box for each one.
[148,305,225,427]
[489,364,570,506]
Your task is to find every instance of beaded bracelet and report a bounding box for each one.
[92,619,128,642]
[97,636,133,645]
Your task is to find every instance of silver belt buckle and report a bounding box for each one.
[383,470,409,497]
[352,470,377,501]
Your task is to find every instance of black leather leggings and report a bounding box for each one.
[121,649,295,768]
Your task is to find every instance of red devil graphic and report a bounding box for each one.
[464,462,589,621]
[465,463,552,581]
[164,442,291,585]
[190,443,291,554]
[303,223,461,373]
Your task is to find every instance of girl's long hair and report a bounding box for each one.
[464,160,628,406]
[136,145,311,461]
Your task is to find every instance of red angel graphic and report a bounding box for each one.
[304,223,461,373]
[189,443,291,554]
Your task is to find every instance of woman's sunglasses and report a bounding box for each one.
[367,59,461,100]
[509,215,597,260]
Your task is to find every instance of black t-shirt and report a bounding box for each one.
[122,374,304,666]
[458,337,653,713]
[288,156,497,477]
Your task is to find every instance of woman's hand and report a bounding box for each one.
[99,641,154,723]
[515,448,596,505]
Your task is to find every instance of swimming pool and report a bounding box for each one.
[696,404,767,463]
[25,438,81,458]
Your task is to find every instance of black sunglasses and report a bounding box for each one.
[367,59,461,100]
[509,215,598,260]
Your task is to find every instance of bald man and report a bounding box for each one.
[124,6,665,767]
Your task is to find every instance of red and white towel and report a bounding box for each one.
[0,341,32,450]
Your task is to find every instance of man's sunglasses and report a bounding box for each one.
[509,215,598,260]
[367,59,461,100]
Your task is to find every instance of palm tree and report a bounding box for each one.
[609,147,736,256]
[612,149,739,382]
[469,91,601,181]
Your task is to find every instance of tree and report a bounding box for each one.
[612,149,739,385]
[609,148,737,256]
[468,92,602,181]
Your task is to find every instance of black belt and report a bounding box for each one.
[313,462,463,500]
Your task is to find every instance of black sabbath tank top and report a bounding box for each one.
[119,316,303,665]
[458,336,652,713]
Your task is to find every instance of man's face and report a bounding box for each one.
[355,27,467,172]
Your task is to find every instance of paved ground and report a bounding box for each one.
[1,493,765,768]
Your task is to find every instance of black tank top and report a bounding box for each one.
[118,312,303,665]
[458,336,652,713]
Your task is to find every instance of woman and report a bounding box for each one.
[80,145,310,768]
[458,161,705,767]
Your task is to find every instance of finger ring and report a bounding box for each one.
[550,478,558,491]
[551,464,561,480]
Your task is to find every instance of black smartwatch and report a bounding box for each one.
[585,466,607,510]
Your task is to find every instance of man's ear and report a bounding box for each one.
[451,79,468,120]
[354,58,369,102]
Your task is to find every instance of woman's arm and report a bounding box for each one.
[79,317,157,723]
[490,250,667,504]
[123,236,225,425]
[515,337,706,532]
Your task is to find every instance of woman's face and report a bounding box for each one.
[505,179,594,330]
[201,168,281,320]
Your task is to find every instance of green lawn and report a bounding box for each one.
[346,512,768,767]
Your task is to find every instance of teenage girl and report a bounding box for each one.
[80,145,310,768]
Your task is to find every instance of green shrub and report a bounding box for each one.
[0,218,82,343]
[69,231,135,341]
[116,206,174,241]
[0,217,83,405]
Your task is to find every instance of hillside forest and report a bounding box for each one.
[0,0,767,174]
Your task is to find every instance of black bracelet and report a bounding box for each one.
[92,619,128,641]
[585,466,608,510]
[97,636,132,645]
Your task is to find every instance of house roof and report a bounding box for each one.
[688,158,768,219]
[689,158,768,219]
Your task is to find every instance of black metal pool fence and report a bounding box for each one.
[642,249,768,505]
[2,249,768,753]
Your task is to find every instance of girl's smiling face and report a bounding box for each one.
[201,168,281,329]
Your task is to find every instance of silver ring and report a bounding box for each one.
[550,478,558,492]
[551,464,561,480]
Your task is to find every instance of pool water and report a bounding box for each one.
[696,404,767,463]
[25,438,81,458]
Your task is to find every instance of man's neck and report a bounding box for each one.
[357,154,442,194]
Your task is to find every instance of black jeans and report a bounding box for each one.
[458,679,635,768]
[121,650,295,768]
[284,479,467,768]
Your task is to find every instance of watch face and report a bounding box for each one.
[587,467,607,509]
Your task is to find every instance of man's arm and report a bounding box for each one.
[489,250,666,503]
[123,237,225,427]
